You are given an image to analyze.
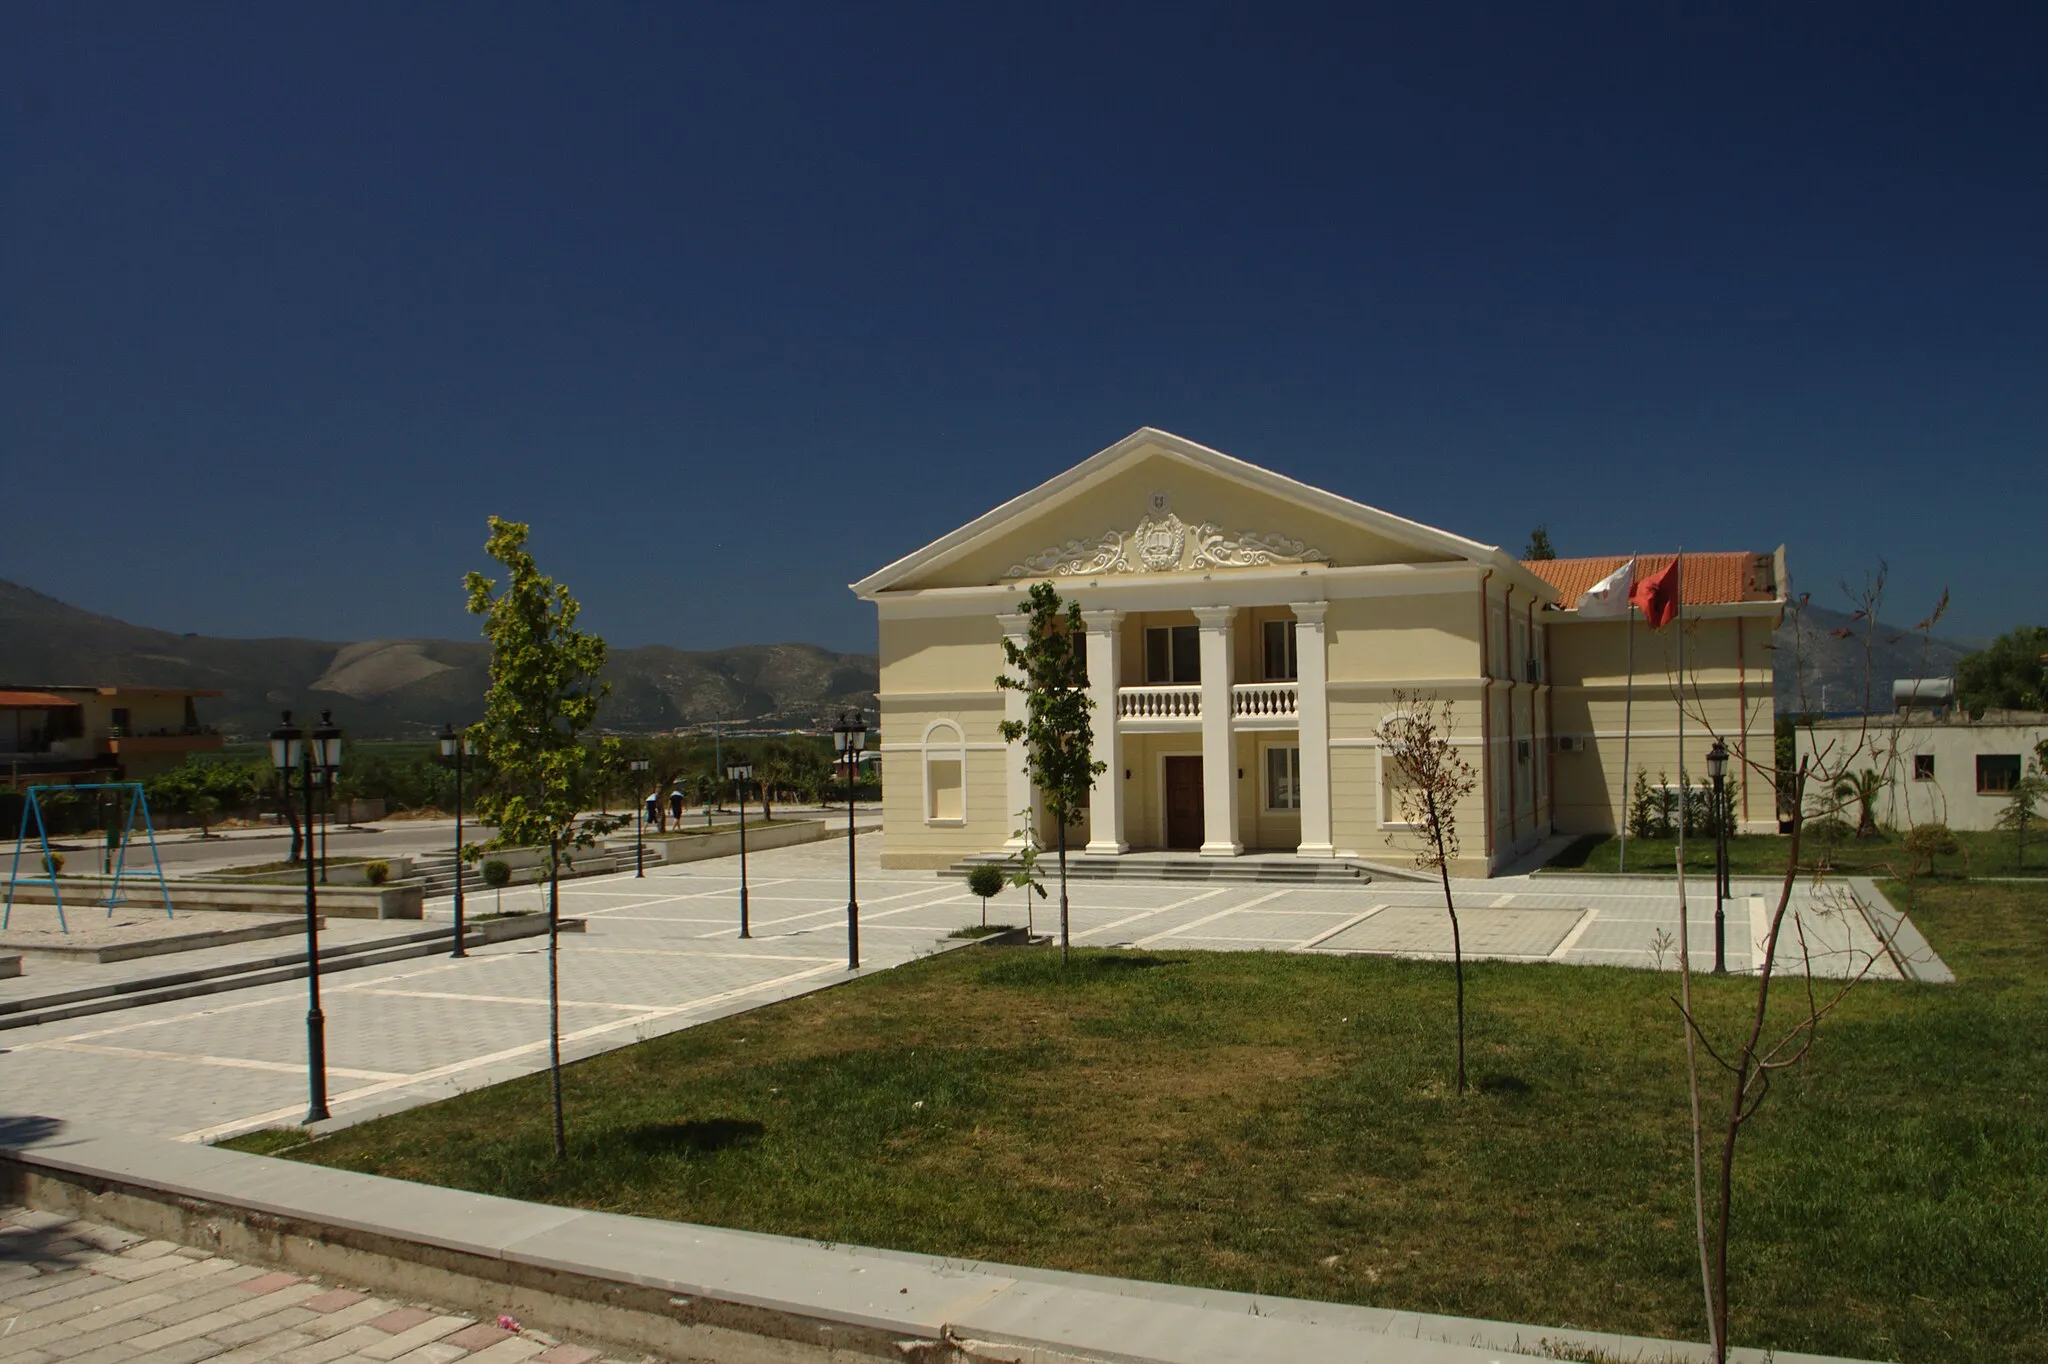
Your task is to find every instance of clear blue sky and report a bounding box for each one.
[5,3,2041,653]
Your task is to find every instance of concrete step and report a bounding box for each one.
[943,856,1373,886]
[0,915,574,1033]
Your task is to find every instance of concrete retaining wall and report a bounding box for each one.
[3,875,424,920]
[625,818,833,866]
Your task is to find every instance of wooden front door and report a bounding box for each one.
[1164,756,1204,850]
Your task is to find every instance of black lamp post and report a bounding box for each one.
[271,710,339,1122]
[832,711,866,970]
[438,723,469,958]
[727,757,753,938]
[1707,738,1729,975]
[629,758,650,876]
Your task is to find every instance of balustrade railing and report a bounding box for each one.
[1232,682,1299,718]
[1118,685,1202,721]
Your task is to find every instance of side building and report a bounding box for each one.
[854,428,1783,876]
[0,686,224,790]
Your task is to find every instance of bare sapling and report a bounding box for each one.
[1377,691,1480,1095]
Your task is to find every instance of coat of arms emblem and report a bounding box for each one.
[1133,515,1186,572]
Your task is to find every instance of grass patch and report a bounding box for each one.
[1541,829,2039,879]
[656,818,815,837]
[947,923,1020,940]
[220,1127,313,1156]
[254,884,2048,1362]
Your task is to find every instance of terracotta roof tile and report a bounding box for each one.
[0,691,80,707]
[1521,552,1777,609]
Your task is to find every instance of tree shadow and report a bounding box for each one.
[1476,1074,1533,1098]
[1082,954,1179,973]
[622,1117,764,1156]
[0,1115,67,1149]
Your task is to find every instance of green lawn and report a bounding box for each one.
[1541,829,2042,879]
[231,884,2048,1363]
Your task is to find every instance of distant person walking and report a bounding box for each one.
[669,788,685,827]
[644,792,660,834]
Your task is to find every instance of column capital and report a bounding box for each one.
[996,612,1030,638]
[1192,605,1238,630]
[1079,608,1125,631]
[1289,601,1329,627]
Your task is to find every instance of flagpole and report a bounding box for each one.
[1619,583,1636,872]
[1669,549,1717,1347]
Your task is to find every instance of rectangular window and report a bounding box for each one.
[1978,754,2022,794]
[1262,619,1298,681]
[110,707,131,733]
[1145,625,1201,683]
[1913,754,1935,781]
[1266,746,1301,811]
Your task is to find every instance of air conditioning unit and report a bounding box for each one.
[1553,734,1585,753]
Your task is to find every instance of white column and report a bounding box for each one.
[1194,606,1240,856]
[1292,601,1334,857]
[998,612,1032,850]
[1082,610,1127,855]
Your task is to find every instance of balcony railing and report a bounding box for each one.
[1232,682,1299,719]
[1119,685,1202,721]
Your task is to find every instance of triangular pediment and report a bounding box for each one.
[854,428,1529,596]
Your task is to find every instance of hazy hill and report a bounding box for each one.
[0,578,877,739]
[1772,605,1974,715]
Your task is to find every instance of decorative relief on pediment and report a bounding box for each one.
[1005,512,1329,579]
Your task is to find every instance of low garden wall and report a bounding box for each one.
[2,874,423,921]
[626,818,832,866]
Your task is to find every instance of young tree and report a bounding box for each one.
[997,580,1104,966]
[465,515,612,1160]
[1376,691,1479,1095]
[1831,768,1885,839]
[1523,525,1557,560]
[1672,569,1944,1362]
[1996,770,2047,870]
[966,862,1006,928]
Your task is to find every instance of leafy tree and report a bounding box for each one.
[1377,691,1480,1095]
[1955,625,2047,715]
[1523,525,1557,560]
[465,515,614,1160]
[997,582,1104,965]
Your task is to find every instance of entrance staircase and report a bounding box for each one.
[943,852,1385,886]
[410,853,465,897]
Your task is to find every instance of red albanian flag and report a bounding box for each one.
[1630,558,1681,629]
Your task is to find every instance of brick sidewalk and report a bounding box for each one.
[0,1206,629,1364]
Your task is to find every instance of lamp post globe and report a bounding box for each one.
[727,758,754,938]
[832,712,867,970]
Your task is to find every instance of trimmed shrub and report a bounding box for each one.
[966,863,1005,926]
[362,860,391,886]
[1903,823,1962,877]
[481,860,512,888]
[42,851,64,875]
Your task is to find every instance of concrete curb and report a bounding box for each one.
[0,915,580,1031]
[1851,877,1956,984]
[0,1122,1876,1364]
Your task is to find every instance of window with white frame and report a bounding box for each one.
[1145,625,1201,683]
[1265,745,1301,811]
[1379,744,1416,826]
[1262,619,1298,681]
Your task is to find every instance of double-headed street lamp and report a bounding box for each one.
[270,709,341,1123]
[438,723,470,957]
[832,712,867,970]
[727,757,753,938]
[629,758,650,876]
[1707,738,1730,975]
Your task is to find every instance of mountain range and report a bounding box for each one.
[0,578,878,739]
[0,577,1982,739]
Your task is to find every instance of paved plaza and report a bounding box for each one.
[0,837,1930,1145]
[0,1203,622,1364]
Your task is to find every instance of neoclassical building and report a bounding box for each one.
[856,429,1784,875]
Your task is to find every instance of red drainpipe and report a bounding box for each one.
[1505,583,1518,846]
[1737,615,1749,827]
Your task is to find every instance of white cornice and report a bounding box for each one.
[850,427,1559,602]
[873,561,1485,620]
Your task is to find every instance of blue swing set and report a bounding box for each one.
[4,783,175,933]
